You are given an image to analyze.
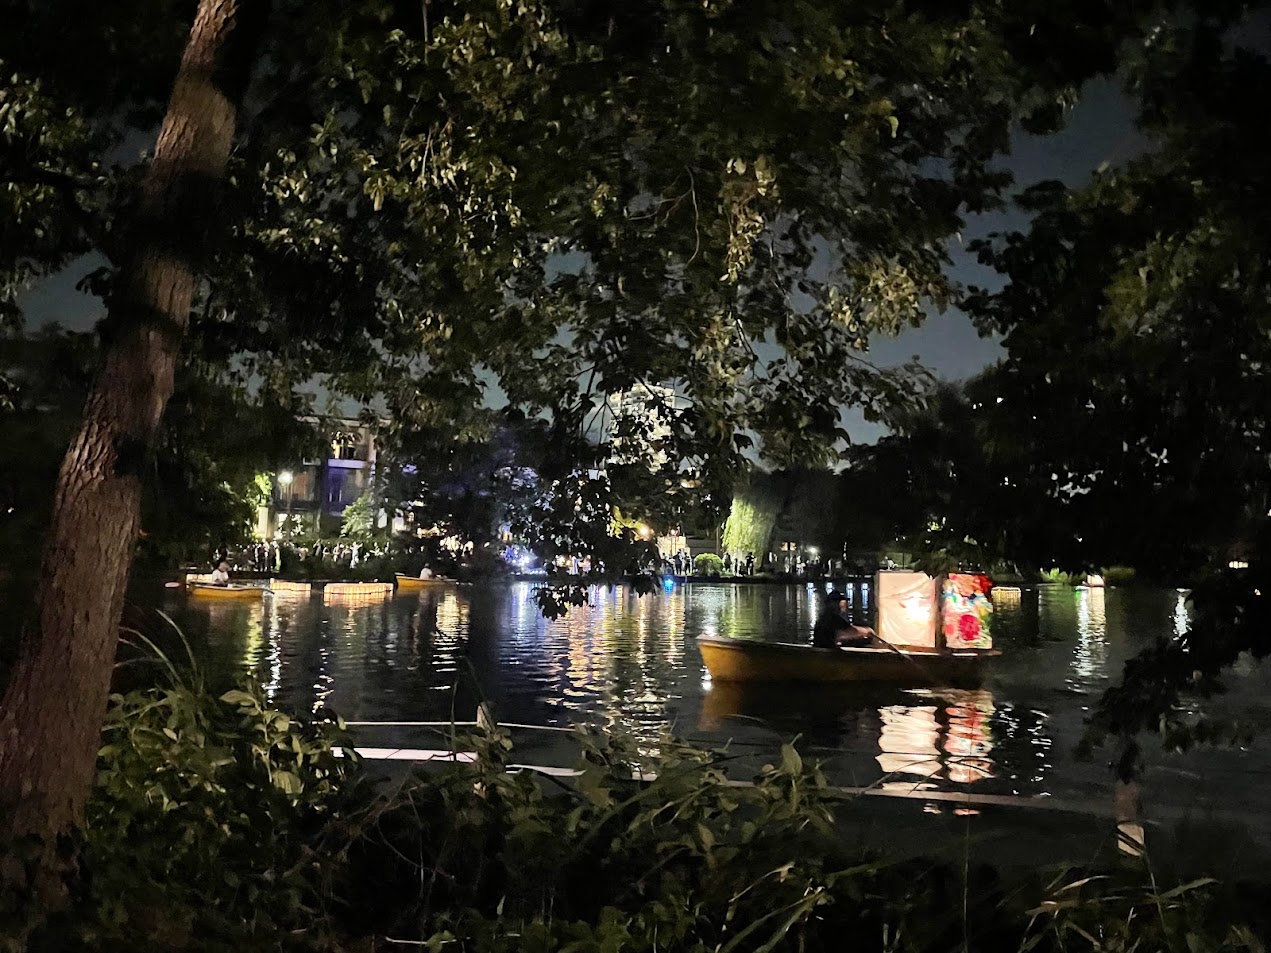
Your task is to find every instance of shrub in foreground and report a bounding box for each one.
[2,676,1264,952]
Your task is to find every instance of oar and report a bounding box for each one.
[841,627,938,679]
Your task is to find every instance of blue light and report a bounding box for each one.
[662,576,676,592]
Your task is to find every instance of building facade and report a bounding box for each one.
[258,419,378,538]
[606,383,679,467]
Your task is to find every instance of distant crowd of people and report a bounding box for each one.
[212,540,389,574]
[661,549,875,578]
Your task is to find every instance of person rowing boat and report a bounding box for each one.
[811,590,875,649]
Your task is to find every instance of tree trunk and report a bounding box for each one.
[0,0,263,841]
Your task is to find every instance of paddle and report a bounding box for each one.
[839,626,938,679]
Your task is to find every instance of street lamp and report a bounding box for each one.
[278,471,294,533]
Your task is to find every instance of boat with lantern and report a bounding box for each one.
[696,638,995,686]
[696,571,999,687]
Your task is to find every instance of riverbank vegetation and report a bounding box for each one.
[3,0,1270,937]
[3,663,1265,952]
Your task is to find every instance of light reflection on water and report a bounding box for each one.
[1069,586,1109,690]
[168,581,1210,800]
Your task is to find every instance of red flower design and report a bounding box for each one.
[958,613,981,642]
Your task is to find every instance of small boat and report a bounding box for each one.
[696,635,996,687]
[395,574,454,591]
[188,583,263,601]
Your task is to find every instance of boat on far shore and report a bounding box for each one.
[696,635,996,687]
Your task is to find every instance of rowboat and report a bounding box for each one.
[696,635,996,686]
[188,583,263,601]
[395,574,454,591]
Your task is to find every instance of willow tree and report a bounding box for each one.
[2,0,1170,839]
[723,481,782,561]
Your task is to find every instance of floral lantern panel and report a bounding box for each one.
[940,573,993,650]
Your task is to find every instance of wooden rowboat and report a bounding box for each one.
[395,574,453,591]
[696,635,996,686]
[188,583,263,601]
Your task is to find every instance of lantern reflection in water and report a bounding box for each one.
[876,689,996,791]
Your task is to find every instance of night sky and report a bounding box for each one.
[18,77,1146,443]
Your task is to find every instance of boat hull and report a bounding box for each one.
[395,574,452,591]
[189,583,262,601]
[696,636,995,686]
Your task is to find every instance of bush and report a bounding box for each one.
[4,641,1263,952]
[81,685,363,950]
[693,552,724,577]
[1104,565,1138,585]
[3,633,368,952]
[1039,567,1079,585]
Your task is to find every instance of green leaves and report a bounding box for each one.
[11,673,1268,951]
[217,688,257,708]
[71,673,365,949]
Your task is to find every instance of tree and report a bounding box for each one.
[0,0,266,840]
[963,10,1271,749]
[837,383,995,567]
[139,370,320,566]
[381,413,555,549]
[338,492,376,542]
[0,329,316,580]
[965,7,1271,577]
[0,0,1180,841]
[722,478,782,561]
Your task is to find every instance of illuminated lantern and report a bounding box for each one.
[875,571,937,649]
[940,573,993,650]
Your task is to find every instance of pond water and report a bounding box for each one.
[162,581,1271,826]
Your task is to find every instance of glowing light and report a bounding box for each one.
[1070,586,1108,688]
[278,470,294,487]
[1173,591,1189,639]
[662,576,675,592]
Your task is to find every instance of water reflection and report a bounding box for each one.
[702,683,1025,794]
[165,580,1194,800]
[1069,586,1108,691]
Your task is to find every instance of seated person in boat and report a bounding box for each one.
[812,592,875,648]
[419,565,434,580]
[210,561,231,586]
